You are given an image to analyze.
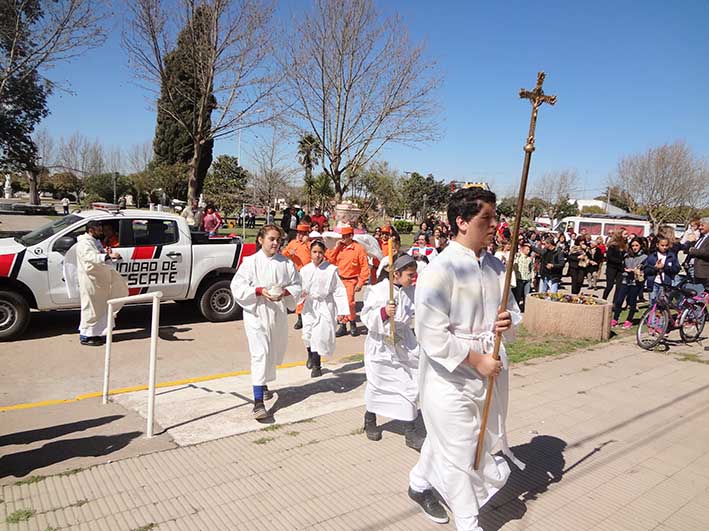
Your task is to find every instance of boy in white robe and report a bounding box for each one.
[231,225,302,420]
[408,188,522,531]
[360,254,425,450]
[300,240,350,377]
[74,221,128,346]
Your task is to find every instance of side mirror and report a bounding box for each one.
[53,235,77,254]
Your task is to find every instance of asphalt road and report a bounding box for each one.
[0,301,365,407]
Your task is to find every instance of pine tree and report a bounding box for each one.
[152,5,215,199]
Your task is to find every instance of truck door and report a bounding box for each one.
[47,221,88,305]
[115,218,190,299]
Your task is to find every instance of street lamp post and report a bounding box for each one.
[113,172,118,204]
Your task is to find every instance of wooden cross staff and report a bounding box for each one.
[473,72,557,471]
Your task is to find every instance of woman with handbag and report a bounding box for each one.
[611,237,648,329]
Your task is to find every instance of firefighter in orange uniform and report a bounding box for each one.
[282,223,312,329]
[379,225,392,255]
[326,226,370,337]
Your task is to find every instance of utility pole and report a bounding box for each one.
[113,172,118,204]
[606,186,611,214]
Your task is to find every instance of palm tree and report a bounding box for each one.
[313,173,334,210]
[297,133,322,212]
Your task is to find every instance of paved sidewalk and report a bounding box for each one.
[2,340,709,530]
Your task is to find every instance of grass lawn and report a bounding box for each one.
[340,323,629,366]
[506,325,602,364]
[218,221,416,247]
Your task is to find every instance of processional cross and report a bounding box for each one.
[473,72,557,471]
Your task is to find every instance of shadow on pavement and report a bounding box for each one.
[0,431,142,478]
[22,303,212,341]
[479,435,567,530]
[0,415,123,447]
[268,361,366,418]
[113,325,194,342]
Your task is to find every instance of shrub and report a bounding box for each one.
[392,220,414,233]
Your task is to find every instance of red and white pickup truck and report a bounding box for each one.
[0,209,256,340]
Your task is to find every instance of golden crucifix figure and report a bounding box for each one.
[473,72,557,471]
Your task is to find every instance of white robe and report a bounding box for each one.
[299,261,349,358]
[230,250,302,385]
[360,279,419,421]
[74,233,128,337]
[410,241,522,524]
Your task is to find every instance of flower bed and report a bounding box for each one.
[524,291,612,341]
[530,292,602,305]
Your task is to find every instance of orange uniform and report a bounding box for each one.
[326,240,369,322]
[282,239,311,271]
[103,234,119,248]
[282,238,311,316]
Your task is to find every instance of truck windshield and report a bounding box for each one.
[17,215,83,247]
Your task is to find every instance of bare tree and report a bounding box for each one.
[105,146,123,175]
[128,141,154,173]
[57,132,104,176]
[533,169,579,224]
[0,0,107,100]
[33,128,56,168]
[123,0,280,203]
[616,141,708,231]
[250,127,295,209]
[281,0,440,201]
[24,128,57,203]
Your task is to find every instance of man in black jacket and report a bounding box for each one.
[687,217,709,289]
[531,237,565,293]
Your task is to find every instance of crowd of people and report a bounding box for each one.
[229,188,519,530]
[68,181,708,530]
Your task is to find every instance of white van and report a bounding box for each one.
[553,216,651,238]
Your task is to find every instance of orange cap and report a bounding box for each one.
[296,224,310,232]
[340,226,354,236]
[381,225,391,233]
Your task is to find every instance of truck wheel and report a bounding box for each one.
[198,279,242,322]
[0,290,31,341]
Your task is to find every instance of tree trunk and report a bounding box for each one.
[26,171,40,205]
[188,141,203,204]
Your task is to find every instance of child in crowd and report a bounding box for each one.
[611,238,647,329]
[360,254,424,450]
[644,236,680,305]
[231,225,302,420]
[299,240,350,377]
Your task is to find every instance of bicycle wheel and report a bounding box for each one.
[636,306,670,350]
[679,303,706,343]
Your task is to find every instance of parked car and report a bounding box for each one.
[0,209,256,340]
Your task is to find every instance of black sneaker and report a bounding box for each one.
[306,348,313,369]
[405,424,425,451]
[408,487,449,524]
[252,401,269,420]
[364,412,382,441]
[263,386,274,400]
[311,366,322,378]
[83,336,103,347]
[349,321,359,337]
[335,323,347,337]
[294,315,303,330]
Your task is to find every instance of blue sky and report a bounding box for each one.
[40,0,709,198]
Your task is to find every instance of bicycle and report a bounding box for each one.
[678,285,708,342]
[636,278,705,349]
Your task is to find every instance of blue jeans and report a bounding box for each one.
[540,277,559,293]
[649,283,663,306]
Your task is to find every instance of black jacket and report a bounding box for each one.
[605,245,625,270]
[531,245,565,280]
